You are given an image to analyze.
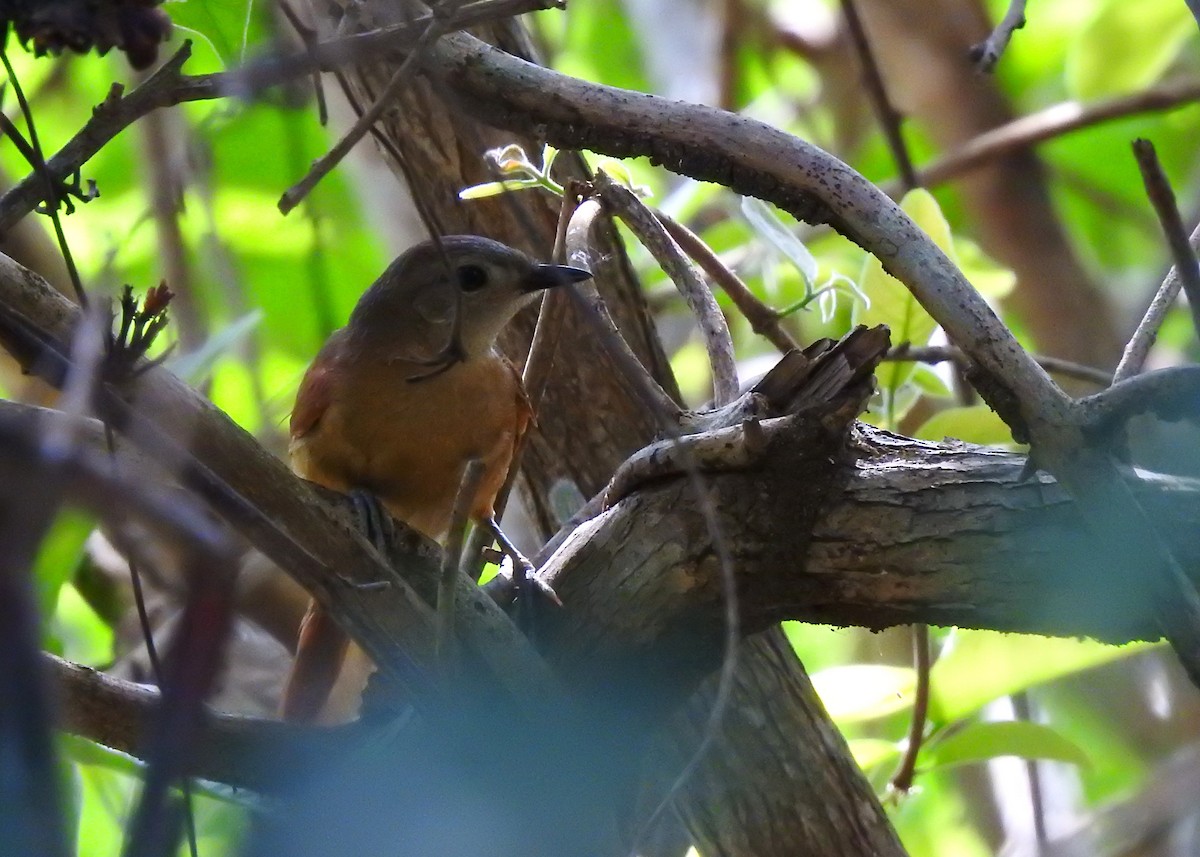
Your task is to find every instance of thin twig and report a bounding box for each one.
[594,172,739,406]
[889,343,1112,387]
[840,0,918,191]
[278,0,329,125]
[1113,220,1200,383]
[0,46,87,305]
[890,624,931,793]
[564,194,741,855]
[1130,139,1200,345]
[231,0,562,92]
[916,79,1200,189]
[437,459,486,666]
[1011,692,1048,844]
[658,212,799,354]
[969,0,1028,73]
[278,20,442,215]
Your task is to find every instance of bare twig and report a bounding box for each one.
[593,173,739,406]
[840,0,918,191]
[438,459,486,665]
[1114,221,1200,383]
[0,46,87,306]
[0,45,217,234]
[917,79,1200,189]
[890,624,931,793]
[0,0,560,231]
[278,0,329,125]
[658,212,800,354]
[230,0,562,92]
[278,21,441,215]
[968,0,1028,72]
[889,344,1112,387]
[1130,139,1200,344]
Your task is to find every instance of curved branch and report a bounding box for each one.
[423,32,1072,445]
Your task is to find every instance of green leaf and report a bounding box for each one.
[169,309,263,385]
[458,179,543,200]
[52,586,114,667]
[848,738,903,771]
[913,404,1017,448]
[956,238,1015,302]
[811,664,916,722]
[909,364,953,400]
[169,0,265,69]
[1067,0,1196,99]
[741,197,818,287]
[923,720,1090,771]
[929,630,1157,724]
[854,189,952,423]
[31,510,93,622]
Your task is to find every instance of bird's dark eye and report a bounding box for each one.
[457,264,489,292]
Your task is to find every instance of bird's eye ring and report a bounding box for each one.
[457,264,489,292]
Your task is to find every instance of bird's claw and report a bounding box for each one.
[348,489,395,555]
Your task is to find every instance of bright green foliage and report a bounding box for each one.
[928,632,1157,724]
[914,404,1019,448]
[1067,0,1197,99]
[811,664,918,723]
[922,720,1090,772]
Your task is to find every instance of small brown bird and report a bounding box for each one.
[280,235,591,723]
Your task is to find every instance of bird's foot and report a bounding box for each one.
[482,516,561,638]
[348,488,396,555]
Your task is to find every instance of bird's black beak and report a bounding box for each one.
[524,263,592,292]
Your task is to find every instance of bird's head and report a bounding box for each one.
[349,235,592,361]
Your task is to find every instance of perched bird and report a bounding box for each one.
[280,235,591,723]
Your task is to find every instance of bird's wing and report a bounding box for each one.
[289,331,347,439]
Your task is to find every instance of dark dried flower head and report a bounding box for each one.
[2,0,172,70]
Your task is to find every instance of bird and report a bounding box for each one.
[279,235,592,724]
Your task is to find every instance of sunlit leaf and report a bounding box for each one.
[854,189,952,424]
[53,585,113,666]
[923,720,1090,772]
[956,238,1015,302]
[913,404,1017,448]
[1067,0,1196,99]
[169,309,263,385]
[458,179,542,200]
[909,364,952,400]
[811,664,917,722]
[741,197,818,286]
[32,511,93,622]
[929,630,1158,724]
[849,738,903,771]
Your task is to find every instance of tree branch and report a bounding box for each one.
[422,32,1073,446]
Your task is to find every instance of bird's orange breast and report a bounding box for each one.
[289,348,529,539]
